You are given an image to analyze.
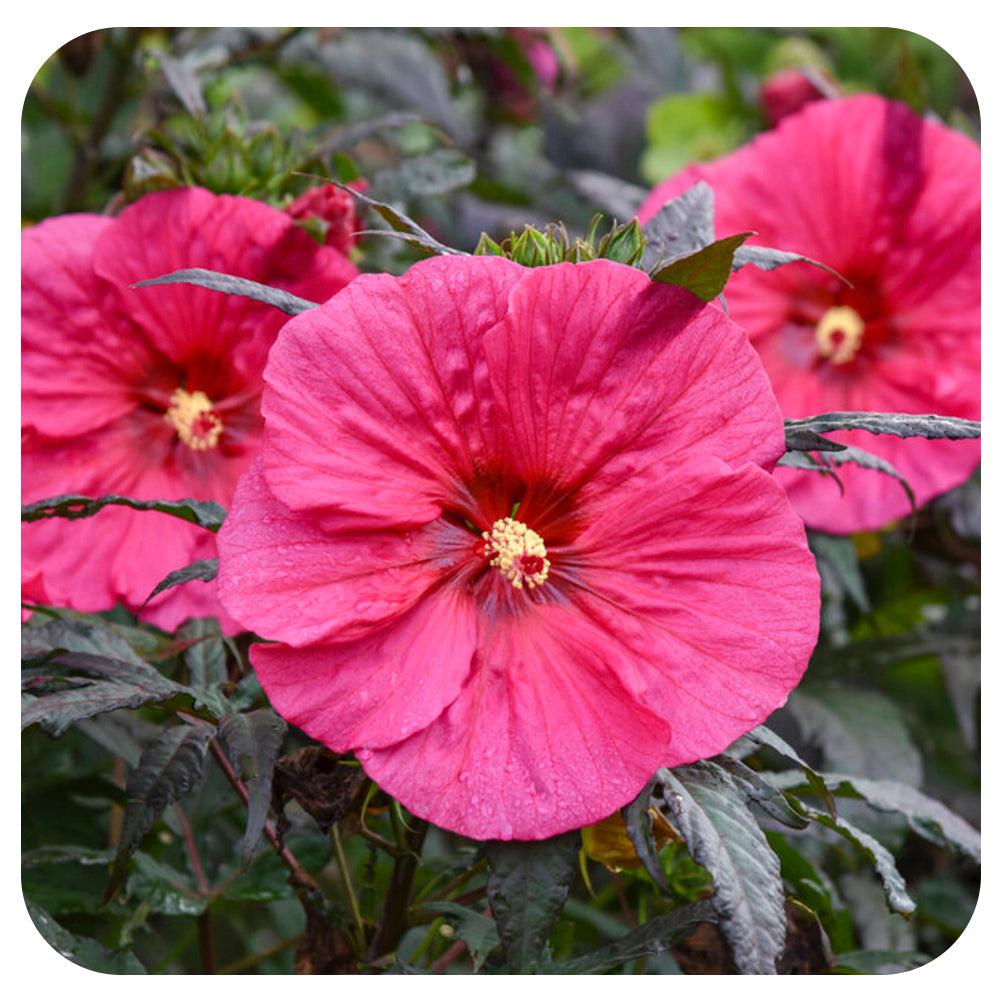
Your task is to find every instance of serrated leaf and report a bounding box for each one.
[218,710,288,867]
[423,902,500,972]
[733,244,844,281]
[105,721,216,903]
[783,412,981,440]
[26,899,147,973]
[650,232,752,302]
[743,726,839,820]
[539,899,715,975]
[322,175,465,256]
[622,780,670,890]
[485,830,581,973]
[811,445,917,515]
[784,426,848,453]
[21,493,226,531]
[712,756,810,830]
[655,761,786,974]
[175,617,228,692]
[133,268,318,316]
[141,558,218,611]
[788,798,915,916]
[816,776,981,863]
[640,181,715,269]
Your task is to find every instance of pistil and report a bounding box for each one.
[483,516,550,590]
[164,388,223,451]
[815,305,865,365]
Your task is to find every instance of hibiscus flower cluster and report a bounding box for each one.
[21,94,980,842]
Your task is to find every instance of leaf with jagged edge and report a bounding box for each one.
[133,269,318,315]
[622,779,670,891]
[654,761,787,974]
[742,725,839,820]
[783,411,981,441]
[140,559,218,612]
[485,830,581,973]
[104,720,216,904]
[650,232,753,302]
[21,493,226,532]
[423,901,501,972]
[218,710,288,868]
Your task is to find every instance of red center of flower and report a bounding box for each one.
[482,516,551,590]
[164,388,224,451]
[815,305,865,365]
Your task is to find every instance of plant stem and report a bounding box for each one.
[208,738,321,894]
[174,802,215,974]
[331,823,367,950]
[364,817,429,962]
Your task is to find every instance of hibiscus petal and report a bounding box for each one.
[249,583,478,750]
[217,459,472,646]
[358,604,673,840]
[482,261,786,510]
[22,214,161,438]
[260,255,523,528]
[565,454,820,764]
[92,187,356,378]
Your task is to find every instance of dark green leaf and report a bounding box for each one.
[485,830,581,973]
[26,899,147,974]
[176,617,228,692]
[218,709,288,867]
[789,800,915,916]
[128,852,207,916]
[423,902,501,972]
[105,720,216,903]
[650,232,752,302]
[815,776,981,863]
[733,244,844,281]
[712,755,810,830]
[622,780,670,891]
[784,426,848,453]
[325,175,466,256]
[539,899,715,975]
[640,180,715,269]
[810,532,871,614]
[743,726,839,820]
[21,493,226,532]
[655,761,786,974]
[784,412,981,440]
[141,559,218,610]
[133,268,318,316]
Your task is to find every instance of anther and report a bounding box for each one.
[482,516,550,590]
[815,305,865,365]
[164,388,223,451]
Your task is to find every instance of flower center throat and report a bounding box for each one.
[164,388,223,451]
[815,305,865,365]
[483,516,550,590]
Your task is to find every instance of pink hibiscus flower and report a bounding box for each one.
[216,255,820,840]
[638,95,981,534]
[21,186,358,631]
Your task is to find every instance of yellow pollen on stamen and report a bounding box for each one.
[815,305,865,365]
[164,388,223,451]
[483,516,551,590]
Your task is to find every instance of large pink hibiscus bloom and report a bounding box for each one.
[217,255,820,840]
[638,95,981,534]
[21,187,357,630]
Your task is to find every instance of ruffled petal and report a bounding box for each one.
[21,214,161,438]
[218,460,472,646]
[482,261,786,515]
[260,255,523,529]
[359,603,672,840]
[92,187,357,379]
[249,581,478,751]
[563,455,819,763]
